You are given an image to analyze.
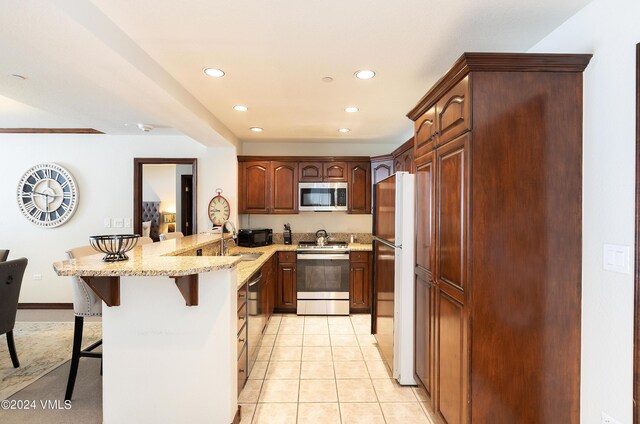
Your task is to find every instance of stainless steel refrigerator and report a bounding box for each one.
[372,171,416,385]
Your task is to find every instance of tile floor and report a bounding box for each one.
[238,314,434,424]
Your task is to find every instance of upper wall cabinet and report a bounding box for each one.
[238,157,371,215]
[371,156,394,185]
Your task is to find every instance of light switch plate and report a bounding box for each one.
[124,218,132,228]
[601,411,622,424]
[104,218,111,228]
[603,244,630,274]
[113,218,124,228]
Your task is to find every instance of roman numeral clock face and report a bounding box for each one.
[17,163,78,228]
[208,195,230,226]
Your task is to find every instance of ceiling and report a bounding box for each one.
[0,0,592,147]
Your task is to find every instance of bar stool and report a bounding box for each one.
[65,245,103,401]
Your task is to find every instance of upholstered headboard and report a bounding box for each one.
[141,201,161,241]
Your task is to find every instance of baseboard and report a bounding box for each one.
[18,303,73,310]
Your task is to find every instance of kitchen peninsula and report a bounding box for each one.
[53,234,242,424]
[53,234,373,424]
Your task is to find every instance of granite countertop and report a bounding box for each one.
[53,233,240,277]
[53,234,372,282]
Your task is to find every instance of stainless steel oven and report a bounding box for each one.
[296,242,350,315]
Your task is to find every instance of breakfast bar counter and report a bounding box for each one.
[53,233,242,424]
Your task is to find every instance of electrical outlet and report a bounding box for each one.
[601,411,622,424]
[124,218,132,228]
[104,218,111,228]
[32,273,42,281]
[603,244,630,274]
[113,218,124,228]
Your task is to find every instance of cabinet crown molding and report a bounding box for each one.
[407,52,593,120]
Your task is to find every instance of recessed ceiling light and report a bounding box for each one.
[354,70,375,80]
[233,105,248,112]
[339,128,350,133]
[345,107,359,113]
[250,127,263,132]
[203,68,225,78]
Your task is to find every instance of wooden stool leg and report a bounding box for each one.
[6,331,19,368]
[65,316,84,401]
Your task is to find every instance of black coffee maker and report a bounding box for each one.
[283,223,292,245]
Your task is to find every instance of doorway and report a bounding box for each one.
[133,158,197,240]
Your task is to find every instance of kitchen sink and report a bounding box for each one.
[230,252,263,262]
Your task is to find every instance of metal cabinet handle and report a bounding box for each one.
[239,338,245,343]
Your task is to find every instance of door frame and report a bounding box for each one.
[634,42,639,424]
[180,174,194,236]
[133,158,197,237]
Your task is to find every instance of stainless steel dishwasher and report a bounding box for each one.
[246,270,263,376]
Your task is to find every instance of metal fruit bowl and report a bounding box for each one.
[89,234,140,262]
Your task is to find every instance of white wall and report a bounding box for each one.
[0,134,237,303]
[143,164,176,234]
[529,1,639,422]
[240,213,372,234]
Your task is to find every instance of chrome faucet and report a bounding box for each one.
[220,220,238,256]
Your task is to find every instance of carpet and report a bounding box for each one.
[0,321,101,400]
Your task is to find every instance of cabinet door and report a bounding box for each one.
[349,254,371,313]
[371,159,393,185]
[403,149,414,173]
[299,162,323,182]
[414,270,433,397]
[277,263,297,311]
[348,161,371,214]
[435,133,469,294]
[323,161,348,182]
[415,151,435,274]
[436,76,470,146]
[415,106,437,157]
[394,156,403,172]
[271,161,298,214]
[239,161,271,213]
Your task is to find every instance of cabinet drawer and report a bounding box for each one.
[436,76,471,145]
[237,328,247,359]
[279,251,296,264]
[238,283,247,311]
[237,345,247,395]
[238,303,247,334]
[350,251,369,262]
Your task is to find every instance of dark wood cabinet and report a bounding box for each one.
[392,138,414,174]
[299,162,323,182]
[371,156,394,184]
[349,251,371,313]
[238,156,371,215]
[348,162,371,214]
[276,252,297,312]
[407,53,591,424]
[323,161,348,182]
[239,161,270,214]
[271,162,298,214]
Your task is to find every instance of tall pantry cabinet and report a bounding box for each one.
[409,53,591,424]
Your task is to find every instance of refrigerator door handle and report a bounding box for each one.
[373,236,398,249]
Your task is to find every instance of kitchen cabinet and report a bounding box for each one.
[271,162,298,214]
[371,156,394,184]
[238,156,371,215]
[347,162,371,214]
[407,53,591,423]
[322,161,348,182]
[238,161,270,214]
[392,139,414,173]
[349,251,371,313]
[276,252,297,312]
[299,162,323,182]
[237,281,248,395]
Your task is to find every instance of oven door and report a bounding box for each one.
[296,253,350,299]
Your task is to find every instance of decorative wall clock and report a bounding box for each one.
[208,189,230,226]
[17,163,79,227]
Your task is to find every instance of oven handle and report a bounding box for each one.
[296,253,350,260]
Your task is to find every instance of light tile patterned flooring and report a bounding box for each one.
[238,314,435,424]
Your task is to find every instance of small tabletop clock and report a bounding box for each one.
[208,189,230,226]
[17,163,79,228]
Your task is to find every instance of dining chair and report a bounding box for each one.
[0,249,9,262]
[64,245,103,401]
[0,257,28,368]
[159,231,184,241]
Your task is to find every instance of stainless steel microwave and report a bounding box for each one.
[299,182,348,212]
